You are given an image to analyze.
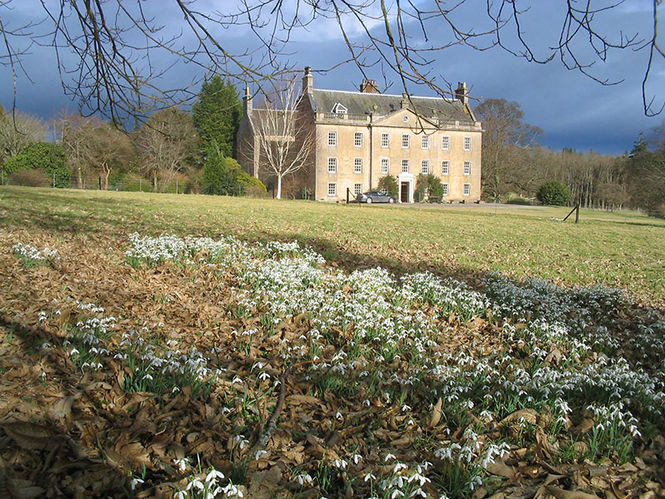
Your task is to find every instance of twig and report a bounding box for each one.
[249,369,288,457]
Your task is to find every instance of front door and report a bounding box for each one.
[400,182,409,203]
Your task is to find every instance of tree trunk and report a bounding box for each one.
[77,165,83,189]
[276,175,282,199]
[102,162,111,190]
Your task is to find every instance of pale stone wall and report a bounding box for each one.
[311,109,482,202]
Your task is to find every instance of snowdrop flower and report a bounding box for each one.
[295,473,313,485]
[221,483,244,497]
[186,477,204,490]
[333,459,348,469]
[129,477,144,490]
[174,457,189,472]
[205,469,225,482]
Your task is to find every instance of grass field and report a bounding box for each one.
[1,186,664,305]
[1,186,664,498]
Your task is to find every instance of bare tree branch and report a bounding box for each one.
[0,0,662,121]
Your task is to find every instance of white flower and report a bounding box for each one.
[205,468,225,482]
[295,473,313,485]
[174,457,189,472]
[186,477,204,490]
[129,477,144,490]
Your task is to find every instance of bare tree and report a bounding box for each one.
[56,111,99,188]
[135,108,198,192]
[78,122,134,190]
[247,78,313,199]
[475,98,542,199]
[0,105,46,163]
[0,1,663,121]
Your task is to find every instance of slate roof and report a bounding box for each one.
[308,89,475,124]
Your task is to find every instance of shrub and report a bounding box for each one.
[235,166,267,197]
[202,153,266,196]
[2,142,69,187]
[537,180,571,206]
[202,150,239,195]
[378,175,398,198]
[122,173,153,192]
[415,174,444,202]
[506,197,533,206]
[8,168,49,187]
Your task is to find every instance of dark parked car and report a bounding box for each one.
[356,190,396,204]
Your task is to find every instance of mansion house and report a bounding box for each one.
[238,67,482,203]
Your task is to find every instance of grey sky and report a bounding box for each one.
[1,1,663,155]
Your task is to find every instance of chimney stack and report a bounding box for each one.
[302,66,313,94]
[400,92,409,109]
[455,81,469,106]
[243,86,252,114]
[360,79,380,93]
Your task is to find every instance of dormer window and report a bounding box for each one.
[331,103,347,116]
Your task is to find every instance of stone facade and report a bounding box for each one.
[237,68,482,202]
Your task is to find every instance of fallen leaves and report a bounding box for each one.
[1,227,664,498]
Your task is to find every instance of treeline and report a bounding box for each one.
[0,77,266,196]
[477,99,665,217]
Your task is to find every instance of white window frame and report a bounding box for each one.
[354,158,363,174]
[464,161,471,175]
[328,183,337,196]
[464,136,471,151]
[380,157,389,174]
[401,134,410,149]
[421,135,430,150]
[442,183,449,196]
[354,183,363,195]
[354,132,363,148]
[442,135,450,151]
[463,183,471,196]
[381,133,389,148]
[328,157,337,174]
[328,131,337,147]
[401,159,409,173]
[441,160,450,175]
[421,159,429,174]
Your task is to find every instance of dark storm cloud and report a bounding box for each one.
[1,1,663,154]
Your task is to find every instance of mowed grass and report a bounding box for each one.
[1,185,663,305]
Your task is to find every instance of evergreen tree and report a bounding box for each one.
[192,76,241,158]
[537,180,571,206]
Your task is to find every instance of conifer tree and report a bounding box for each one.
[192,76,241,158]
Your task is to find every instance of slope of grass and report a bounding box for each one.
[1,186,663,305]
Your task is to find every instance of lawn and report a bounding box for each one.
[0,186,664,498]
[1,187,663,305]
